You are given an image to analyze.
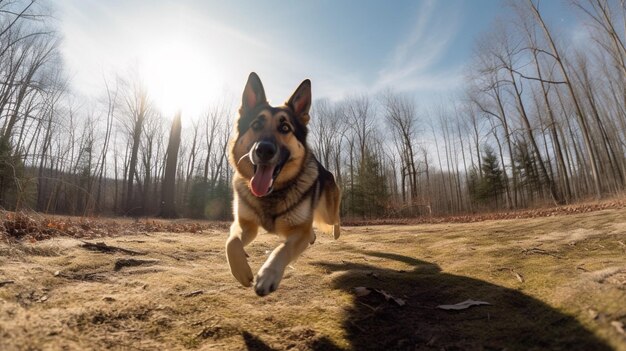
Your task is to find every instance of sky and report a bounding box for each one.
[56,0,581,120]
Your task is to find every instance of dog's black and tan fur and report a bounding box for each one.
[226,72,341,296]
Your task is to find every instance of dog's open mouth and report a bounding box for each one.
[250,150,289,197]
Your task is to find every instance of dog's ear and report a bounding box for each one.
[241,72,266,113]
[287,79,311,125]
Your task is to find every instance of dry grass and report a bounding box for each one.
[0,209,625,350]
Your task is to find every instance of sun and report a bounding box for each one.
[139,37,224,119]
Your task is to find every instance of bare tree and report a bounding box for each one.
[526,0,602,198]
[119,75,151,214]
[380,90,420,204]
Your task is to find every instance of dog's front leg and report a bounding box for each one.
[254,228,312,296]
[226,218,258,287]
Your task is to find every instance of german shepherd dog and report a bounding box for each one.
[227,72,341,296]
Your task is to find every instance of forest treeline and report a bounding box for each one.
[1,0,625,220]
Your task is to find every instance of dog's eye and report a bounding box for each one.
[250,120,263,131]
[278,123,291,134]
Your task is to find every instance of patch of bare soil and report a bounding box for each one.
[1,209,625,350]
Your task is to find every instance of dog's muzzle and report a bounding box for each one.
[251,141,278,165]
[248,140,288,197]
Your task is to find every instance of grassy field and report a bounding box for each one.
[1,209,625,350]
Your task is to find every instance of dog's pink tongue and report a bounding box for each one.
[250,165,275,197]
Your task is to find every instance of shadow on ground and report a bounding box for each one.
[242,250,611,351]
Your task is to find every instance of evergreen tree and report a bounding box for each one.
[345,148,388,218]
[468,145,505,206]
[467,166,481,203]
[480,145,505,205]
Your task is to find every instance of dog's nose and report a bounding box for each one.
[254,141,277,163]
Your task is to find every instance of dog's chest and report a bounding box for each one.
[249,189,315,232]
[234,177,318,233]
[268,196,313,231]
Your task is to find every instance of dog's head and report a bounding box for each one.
[230,72,311,197]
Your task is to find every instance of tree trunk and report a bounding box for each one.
[160,113,182,218]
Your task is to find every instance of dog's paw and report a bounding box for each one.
[254,267,283,297]
[226,240,254,287]
[309,232,316,245]
[232,263,254,287]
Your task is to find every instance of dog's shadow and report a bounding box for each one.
[243,250,611,350]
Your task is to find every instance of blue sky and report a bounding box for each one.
[57,0,581,119]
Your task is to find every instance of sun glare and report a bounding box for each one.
[140,38,223,119]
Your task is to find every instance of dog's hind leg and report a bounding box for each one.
[313,182,341,239]
[332,224,340,240]
[254,226,312,296]
[226,217,258,287]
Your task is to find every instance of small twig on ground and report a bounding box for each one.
[81,241,146,256]
[182,290,204,298]
[521,247,562,259]
[0,280,15,287]
[56,270,109,282]
[114,258,160,271]
[496,267,525,283]
[437,299,491,310]
[357,301,380,312]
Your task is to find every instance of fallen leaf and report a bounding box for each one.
[611,321,625,335]
[353,287,371,297]
[393,297,406,306]
[437,299,491,310]
[512,271,524,283]
[374,289,406,306]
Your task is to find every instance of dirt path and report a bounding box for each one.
[1,209,625,350]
